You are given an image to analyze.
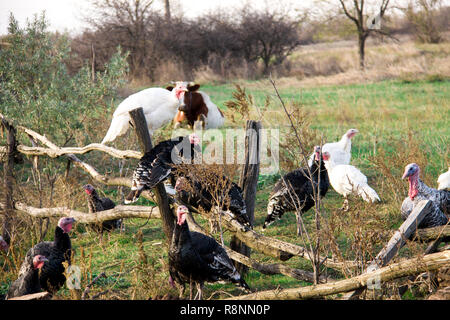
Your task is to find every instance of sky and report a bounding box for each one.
[0,0,316,36]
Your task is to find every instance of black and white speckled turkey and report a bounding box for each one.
[168,206,250,299]
[125,133,200,203]
[401,163,449,228]
[263,146,330,229]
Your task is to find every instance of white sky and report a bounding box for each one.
[0,0,316,36]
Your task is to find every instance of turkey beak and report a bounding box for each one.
[41,257,49,263]
[402,172,409,180]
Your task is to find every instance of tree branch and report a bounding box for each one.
[226,250,450,300]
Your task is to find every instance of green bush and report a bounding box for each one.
[0,12,129,146]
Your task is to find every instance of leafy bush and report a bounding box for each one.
[0,12,129,146]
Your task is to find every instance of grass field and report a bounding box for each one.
[1,75,449,299]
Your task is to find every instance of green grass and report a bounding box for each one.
[1,78,449,300]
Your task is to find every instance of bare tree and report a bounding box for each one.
[402,0,445,43]
[164,0,171,21]
[337,0,391,69]
[238,8,301,74]
[84,0,163,80]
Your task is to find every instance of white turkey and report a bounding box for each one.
[322,151,380,210]
[437,167,450,190]
[168,206,250,299]
[6,255,48,299]
[308,128,359,167]
[125,133,201,203]
[101,82,189,144]
[16,217,75,293]
[263,146,330,230]
[401,163,449,228]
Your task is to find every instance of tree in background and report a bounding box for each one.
[337,0,391,69]
[403,0,445,43]
[238,7,302,75]
[83,0,162,81]
[0,12,129,146]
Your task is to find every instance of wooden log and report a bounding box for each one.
[10,123,154,200]
[0,143,141,159]
[220,213,356,269]
[231,120,261,274]
[416,225,450,242]
[225,247,330,284]
[185,206,331,284]
[1,114,22,246]
[226,250,450,300]
[2,202,160,223]
[370,200,432,267]
[344,199,432,299]
[7,291,52,300]
[128,108,175,241]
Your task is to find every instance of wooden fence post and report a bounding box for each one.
[230,120,261,274]
[344,199,433,299]
[128,108,175,241]
[0,115,22,246]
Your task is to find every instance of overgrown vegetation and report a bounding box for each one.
[0,5,449,300]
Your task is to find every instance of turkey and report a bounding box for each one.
[125,133,201,204]
[168,206,250,299]
[101,82,189,144]
[6,255,48,299]
[263,146,330,230]
[83,184,122,233]
[308,128,359,167]
[401,163,449,228]
[174,174,252,230]
[0,235,9,252]
[17,217,75,293]
[322,151,380,210]
[437,167,450,190]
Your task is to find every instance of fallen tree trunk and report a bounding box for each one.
[3,202,160,223]
[226,250,450,300]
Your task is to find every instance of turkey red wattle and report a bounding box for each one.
[408,175,419,200]
[177,206,188,225]
[58,217,76,233]
[32,255,48,270]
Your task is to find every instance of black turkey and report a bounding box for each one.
[16,217,75,293]
[0,235,9,252]
[83,184,122,232]
[401,163,449,228]
[174,174,251,230]
[168,206,250,299]
[6,255,48,299]
[263,146,330,229]
[125,133,201,203]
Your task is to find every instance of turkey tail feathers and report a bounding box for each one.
[101,114,130,144]
[358,184,380,203]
